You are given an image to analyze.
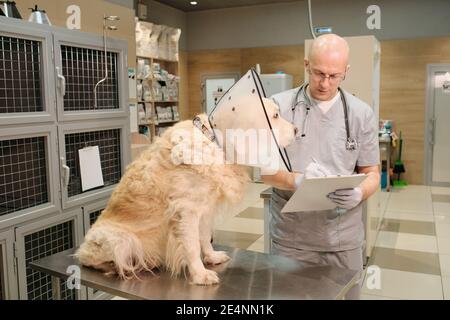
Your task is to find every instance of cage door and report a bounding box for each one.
[58,120,130,210]
[0,126,60,228]
[0,16,56,126]
[53,31,128,121]
[15,210,84,300]
[0,229,18,300]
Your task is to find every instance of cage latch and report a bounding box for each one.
[60,157,70,187]
[56,66,66,97]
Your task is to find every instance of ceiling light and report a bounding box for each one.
[190,1,198,5]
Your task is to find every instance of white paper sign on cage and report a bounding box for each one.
[79,146,104,192]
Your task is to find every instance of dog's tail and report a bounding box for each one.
[75,222,153,279]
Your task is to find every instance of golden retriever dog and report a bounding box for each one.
[75,98,295,285]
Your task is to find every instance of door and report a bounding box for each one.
[58,119,130,210]
[0,229,18,299]
[15,209,84,300]
[425,65,450,186]
[52,29,129,122]
[0,16,56,126]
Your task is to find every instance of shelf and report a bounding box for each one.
[156,119,180,124]
[137,78,179,84]
[136,46,180,144]
[138,119,180,126]
[136,55,179,63]
[155,100,178,103]
[137,100,179,103]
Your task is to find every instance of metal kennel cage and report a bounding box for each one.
[82,199,108,234]
[61,45,119,111]
[0,16,56,126]
[59,120,130,210]
[0,16,129,300]
[15,209,84,300]
[0,126,60,229]
[0,230,18,299]
[89,208,103,226]
[53,30,128,122]
[82,199,112,300]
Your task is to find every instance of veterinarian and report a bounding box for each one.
[261,34,380,300]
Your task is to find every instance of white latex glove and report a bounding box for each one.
[304,162,331,179]
[294,173,305,189]
[328,187,363,210]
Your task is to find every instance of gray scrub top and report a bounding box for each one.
[269,86,380,252]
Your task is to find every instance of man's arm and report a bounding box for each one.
[261,171,301,191]
[357,165,380,200]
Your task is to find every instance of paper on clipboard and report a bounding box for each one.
[78,146,104,192]
[281,174,367,213]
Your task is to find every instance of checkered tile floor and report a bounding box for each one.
[213,183,450,300]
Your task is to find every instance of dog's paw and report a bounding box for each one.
[190,269,219,286]
[203,251,230,265]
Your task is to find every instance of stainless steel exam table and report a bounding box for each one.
[28,245,360,300]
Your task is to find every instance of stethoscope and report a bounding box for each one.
[291,83,358,151]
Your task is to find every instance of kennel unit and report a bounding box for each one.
[52,22,130,212]
[15,209,85,300]
[58,119,130,210]
[81,199,112,300]
[0,229,18,299]
[0,126,60,229]
[82,199,108,234]
[52,30,128,122]
[0,17,130,300]
[0,17,56,126]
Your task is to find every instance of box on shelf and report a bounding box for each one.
[136,21,181,61]
[137,58,151,80]
[156,106,173,122]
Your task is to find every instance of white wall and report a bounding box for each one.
[130,0,450,52]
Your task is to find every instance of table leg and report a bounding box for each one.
[51,276,62,300]
[387,145,391,192]
[263,198,271,254]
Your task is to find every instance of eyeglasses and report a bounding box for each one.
[308,68,346,84]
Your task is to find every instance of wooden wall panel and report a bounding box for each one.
[16,0,136,67]
[187,49,241,118]
[240,45,305,87]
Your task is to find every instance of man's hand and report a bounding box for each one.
[328,187,363,210]
[261,170,303,191]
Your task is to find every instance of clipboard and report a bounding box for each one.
[281,174,368,213]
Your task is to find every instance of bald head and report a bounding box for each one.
[308,34,349,65]
[305,34,350,101]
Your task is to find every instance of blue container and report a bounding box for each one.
[381,171,387,189]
